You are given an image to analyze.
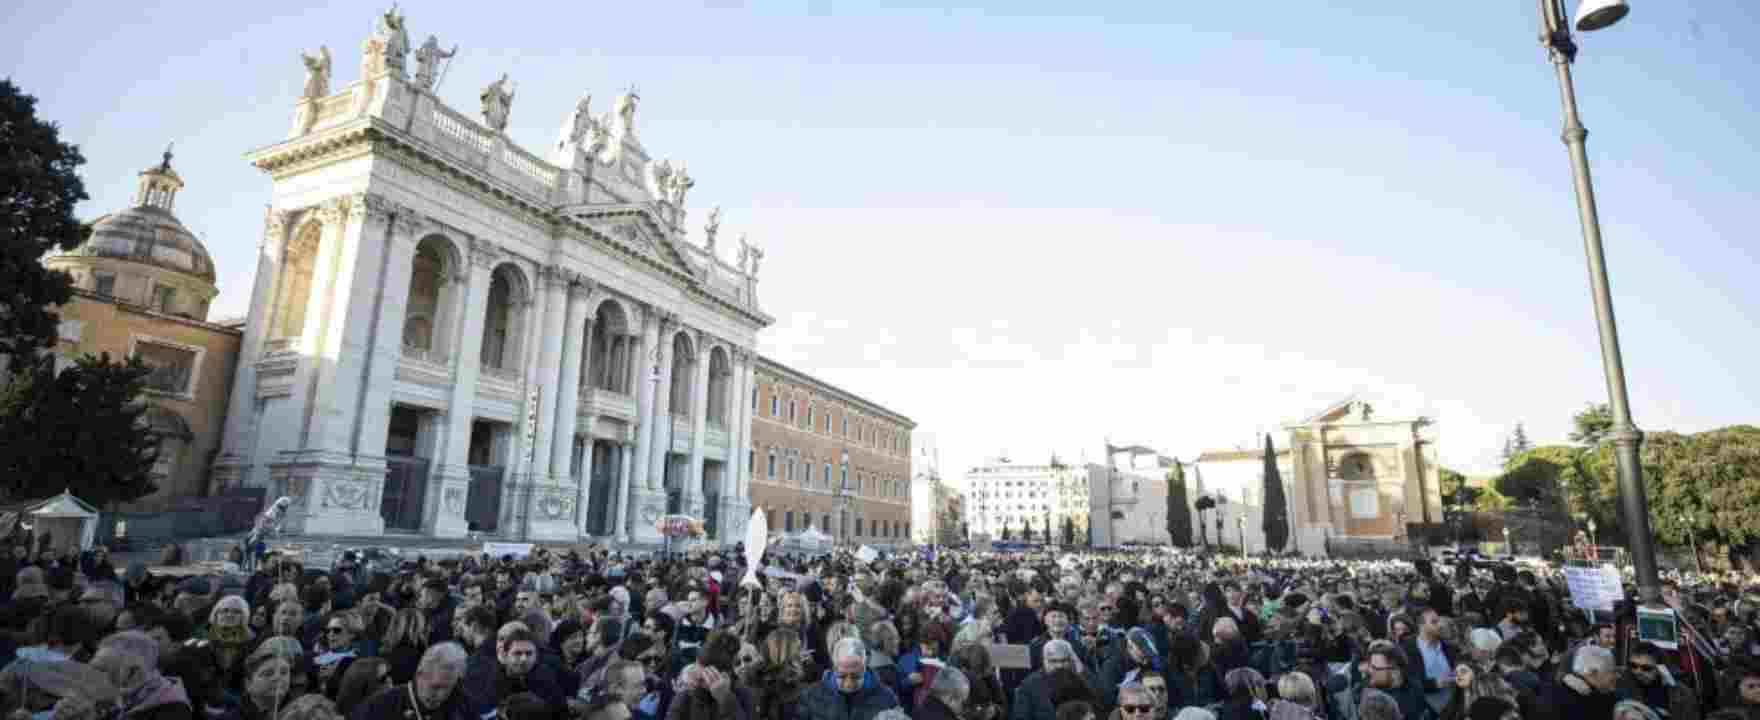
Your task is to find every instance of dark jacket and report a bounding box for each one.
[122,676,195,720]
[665,685,755,720]
[1531,676,1615,720]
[1010,671,1060,720]
[915,695,961,720]
[745,663,806,720]
[351,683,474,720]
[798,670,900,720]
[1398,637,1460,693]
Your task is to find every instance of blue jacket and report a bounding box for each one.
[798,670,900,720]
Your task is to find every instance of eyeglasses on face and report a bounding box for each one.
[1120,705,1154,715]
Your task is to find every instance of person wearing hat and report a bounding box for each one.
[1099,628,1164,710]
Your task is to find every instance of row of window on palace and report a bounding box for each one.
[748,449,910,499]
[753,386,908,457]
[767,509,909,539]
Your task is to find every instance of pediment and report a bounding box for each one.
[566,204,699,280]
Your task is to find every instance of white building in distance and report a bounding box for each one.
[962,455,1086,542]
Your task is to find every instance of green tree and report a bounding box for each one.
[1261,435,1290,552]
[1062,516,1075,545]
[1571,403,1614,446]
[1497,445,1595,554]
[1166,460,1193,548]
[0,353,159,506]
[1441,467,1480,507]
[1,80,87,359]
[1502,423,1535,464]
[1084,521,1091,546]
[1044,514,1051,545]
[1000,519,1011,541]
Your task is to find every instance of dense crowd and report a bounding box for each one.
[4,538,1760,720]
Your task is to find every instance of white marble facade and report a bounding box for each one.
[211,8,771,544]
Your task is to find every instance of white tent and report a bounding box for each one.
[777,527,834,556]
[21,492,101,553]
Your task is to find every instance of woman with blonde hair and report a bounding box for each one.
[381,607,429,685]
[1268,671,1321,720]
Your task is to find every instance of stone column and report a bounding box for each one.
[575,433,596,537]
[212,208,292,490]
[352,206,423,476]
[718,349,753,544]
[527,266,570,487]
[614,442,634,542]
[548,279,594,479]
[622,333,641,394]
[645,315,677,494]
[739,356,757,498]
[685,337,711,519]
[286,193,396,537]
[628,310,668,544]
[430,240,498,537]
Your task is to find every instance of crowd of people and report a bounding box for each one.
[3,537,1760,720]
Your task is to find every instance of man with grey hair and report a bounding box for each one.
[354,641,472,720]
[1012,639,1083,720]
[1116,682,1156,719]
[1533,644,1618,720]
[800,638,900,720]
[917,665,968,720]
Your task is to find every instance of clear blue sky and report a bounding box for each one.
[6,1,1758,478]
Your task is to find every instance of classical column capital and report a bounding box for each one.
[570,275,598,300]
[317,196,351,225]
[351,191,394,226]
[657,310,679,334]
[391,206,428,239]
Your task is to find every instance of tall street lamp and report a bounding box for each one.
[1534,0,1659,604]
[1236,516,1246,556]
[1587,517,1598,548]
[1503,526,1513,557]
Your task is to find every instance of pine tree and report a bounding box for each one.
[0,353,159,506]
[1000,519,1011,541]
[1084,521,1092,546]
[0,80,86,359]
[1063,516,1075,545]
[1261,435,1290,553]
[1167,461,1193,547]
[1195,495,1215,546]
[1044,514,1052,544]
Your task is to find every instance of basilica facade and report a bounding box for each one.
[212,8,770,544]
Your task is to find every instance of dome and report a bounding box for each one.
[63,146,217,283]
[76,206,217,282]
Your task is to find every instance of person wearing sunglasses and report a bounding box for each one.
[1114,682,1157,720]
[1618,642,1698,720]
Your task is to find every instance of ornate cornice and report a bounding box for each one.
[392,206,427,238]
[249,120,774,329]
[469,240,504,269]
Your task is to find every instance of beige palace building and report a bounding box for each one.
[747,357,915,548]
[43,151,242,508]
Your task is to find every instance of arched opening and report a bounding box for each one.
[273,222,322,342]
[668,332,694,417]
[1339,451,1380,525]
[586,300,630,393]
[707,347,731,428]
[402,236,456,356]
[480,264,527,373]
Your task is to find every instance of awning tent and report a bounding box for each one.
[775,527,835,557]
[0,491,101,554]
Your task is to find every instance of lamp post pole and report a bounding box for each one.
[1682,512,1702,573]
[1503,527,1512,557]
[1536,0,1658,604]
[1237,516,1246,557]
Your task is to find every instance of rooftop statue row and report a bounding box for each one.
[282,5,766,282]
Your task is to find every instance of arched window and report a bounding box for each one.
[402,237,454,354]
[273,222,322,340]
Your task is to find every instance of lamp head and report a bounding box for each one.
[1573,0,1629,31]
